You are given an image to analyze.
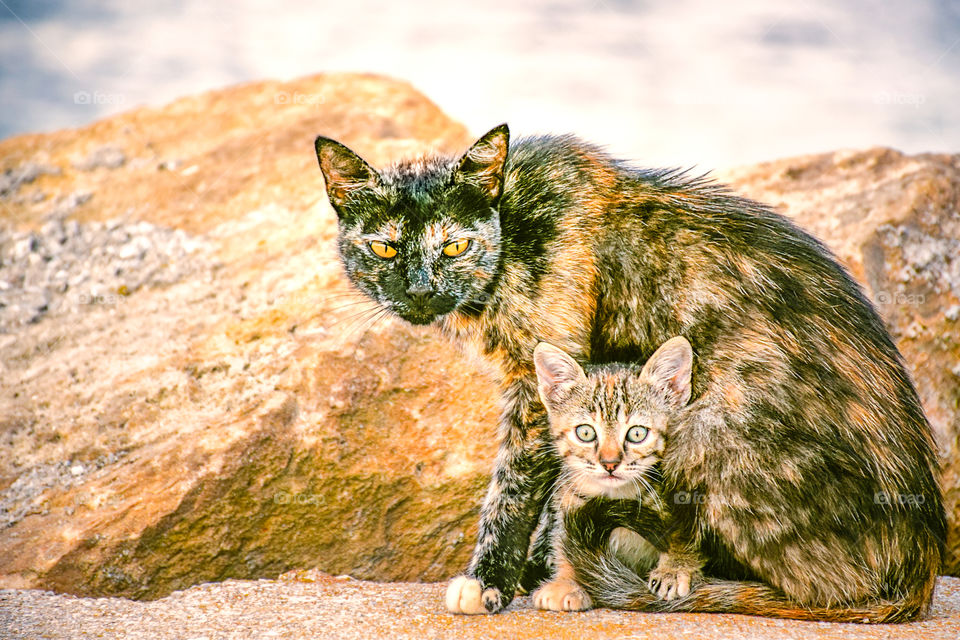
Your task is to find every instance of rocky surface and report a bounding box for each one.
[0,72,958,618]
[0,210,212,330]
[0,163,61,200]
[3,572,960,640]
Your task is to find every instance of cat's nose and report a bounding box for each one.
[600,458,621,474]
[407,284,435,305]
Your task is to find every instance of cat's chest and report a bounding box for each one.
[440,302,587,384]
[439,312,510,381]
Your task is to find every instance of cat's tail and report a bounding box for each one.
[568,549,933,623]
[562,506,936,623]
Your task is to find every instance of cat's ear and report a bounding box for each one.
[453,124,510,203]
[640,336,693,407]
[534,342,586,408]
[314,136,382,212]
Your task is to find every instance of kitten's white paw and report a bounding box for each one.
[445,576,503,614]
[532,579,593,611]
[648,566,693,601]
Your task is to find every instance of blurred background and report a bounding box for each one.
[1,0,959,168]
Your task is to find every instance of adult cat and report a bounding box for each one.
[313,124,944,617]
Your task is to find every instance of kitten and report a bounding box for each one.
[313,124,944,619]
[536,339,935,622]
[531,337,693,612]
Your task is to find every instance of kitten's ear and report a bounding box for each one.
[534,342,586,408]
[453,123,510,203]
[314,136,382,212]
[640,336,693,408]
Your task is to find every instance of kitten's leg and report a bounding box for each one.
[446,399,558,614]
[647,490,703,601]
[519,501,555,594]
[532,493,592,611]
[531,555,593,611]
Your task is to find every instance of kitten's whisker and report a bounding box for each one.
[548,467,579,506]
[636,474,663,512]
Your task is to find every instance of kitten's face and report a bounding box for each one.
[315,126,509,325]
[534,337,693,499]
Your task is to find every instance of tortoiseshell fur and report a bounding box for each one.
[313,125,945,620]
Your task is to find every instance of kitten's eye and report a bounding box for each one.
[442,239,470,257]
[625,426,649,444]
[369,241,397,259]
[574,424,596,443]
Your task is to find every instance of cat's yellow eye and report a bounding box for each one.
[574,424,596,443]
[442,239,471,257]
[625,425,649,444]
[369,241,397,259]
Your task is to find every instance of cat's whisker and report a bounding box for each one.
[357,308,392,341]
[323,293,374,307]
[323,291,368,301]
[329,300,381,313]
[344,307,391,346]
[334,308,384,342]
[325,291,373,302]
[326,299,381,314]
[330,307,378,336]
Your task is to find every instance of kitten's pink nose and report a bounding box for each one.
[600,459,620,474]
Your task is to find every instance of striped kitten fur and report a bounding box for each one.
[313,124,945,618]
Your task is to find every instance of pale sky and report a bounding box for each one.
[1,0,958,168]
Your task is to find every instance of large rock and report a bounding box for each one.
[0,73,495,599]
[0,76,957,601]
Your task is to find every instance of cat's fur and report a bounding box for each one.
[531,337,694,612]
[536,339,937,622]
[313,124,945,619]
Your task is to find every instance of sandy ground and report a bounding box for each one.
[2,572,959,640]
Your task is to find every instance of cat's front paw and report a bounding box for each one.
[532,579,593,611]
[647,564,698,601]
[445,576,504,615]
